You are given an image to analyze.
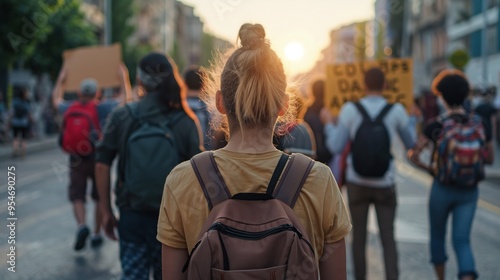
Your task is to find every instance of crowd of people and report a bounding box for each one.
[4,22,496,280]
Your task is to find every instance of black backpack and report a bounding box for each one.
[13,100,29,119]
[351,102,393,178]
[122,103,183,211]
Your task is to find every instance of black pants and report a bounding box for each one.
[347,183,399,280]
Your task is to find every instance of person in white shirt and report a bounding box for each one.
[321,67,416,280]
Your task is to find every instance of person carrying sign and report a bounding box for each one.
[321,67,416,280]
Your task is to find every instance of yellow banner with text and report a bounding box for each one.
[325,59,413,115]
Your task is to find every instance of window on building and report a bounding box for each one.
[472,0,483,16]
[488,0,499,9]
[487,25,498,55]
[470,30,483,57]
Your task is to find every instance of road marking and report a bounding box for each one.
[478,200,500,215]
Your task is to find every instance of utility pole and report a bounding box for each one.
[482,0,489,84]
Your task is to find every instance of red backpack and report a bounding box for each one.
[60,101,101,156]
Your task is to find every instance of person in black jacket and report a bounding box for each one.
[304,80,332,164]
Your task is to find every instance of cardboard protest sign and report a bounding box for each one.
[325,58,413,115]
[63,44,122,92]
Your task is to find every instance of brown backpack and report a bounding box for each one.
[183,151,319,280]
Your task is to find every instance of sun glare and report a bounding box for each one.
[284,42,304,61]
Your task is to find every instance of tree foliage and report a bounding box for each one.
[0,0,63,65]
[111,0,134,52]
[111,0,149,83]
[25,0,97,78]
[449,49,470,70]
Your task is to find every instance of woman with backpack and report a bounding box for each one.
[409,70,495,280]
[157,23,351,280]
[9,87,32,158]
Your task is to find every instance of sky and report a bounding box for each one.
[180,0,375,75]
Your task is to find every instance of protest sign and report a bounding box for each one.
[325,58,413,115]
[63,44,122,92]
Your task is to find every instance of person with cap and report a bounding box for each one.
[58,78,104,251]
[52,63,131,124]
[95,52,202,279]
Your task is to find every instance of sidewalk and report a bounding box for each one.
[0,135,58,161]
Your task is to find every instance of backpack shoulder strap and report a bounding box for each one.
[354,102,370,122]
[266,153,290,195]
[273,153,315,208]
[190,151,231,210]
[374,103,393,123]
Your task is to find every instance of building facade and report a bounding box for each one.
[310,20,375,78]
[130,0,176,53]
[409,0,448,95]
[448,0,500,88]
[174,1,204,69]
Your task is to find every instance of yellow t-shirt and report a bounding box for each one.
[157,149,352,259]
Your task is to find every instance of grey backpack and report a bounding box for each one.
[184,152,318,280]
[122,103,183,211]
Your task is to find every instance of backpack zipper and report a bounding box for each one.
[210,222,314,253]
[182,223,315,272]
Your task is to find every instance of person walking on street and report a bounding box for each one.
[52,63,131,127]
[409,70,494,280]
[321,67,416,280]
[304,80,332,164]
[95,53,202,280]
[9,87,32,158]
[52,63,131,251]
[184,66,212,150]
[58,79,104,250]
[157,23,351,280]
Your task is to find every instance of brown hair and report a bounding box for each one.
[364,67,385,91]
[202,23,296,138]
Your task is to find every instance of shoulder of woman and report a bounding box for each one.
[307,162,335,186]
[165,160,196,190]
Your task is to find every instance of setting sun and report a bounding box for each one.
[284,42,305,61]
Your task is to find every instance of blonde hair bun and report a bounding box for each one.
[238,23,266,48]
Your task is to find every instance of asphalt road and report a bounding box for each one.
[0,148,499,280]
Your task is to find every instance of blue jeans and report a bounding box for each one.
[429,180,478,279]
[118,209,162,280]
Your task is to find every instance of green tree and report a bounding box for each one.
[449,49,470,70]
[111,0,134,51]
[26,0,98,79]
[112,0,142,83]
[0,0,62,103]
